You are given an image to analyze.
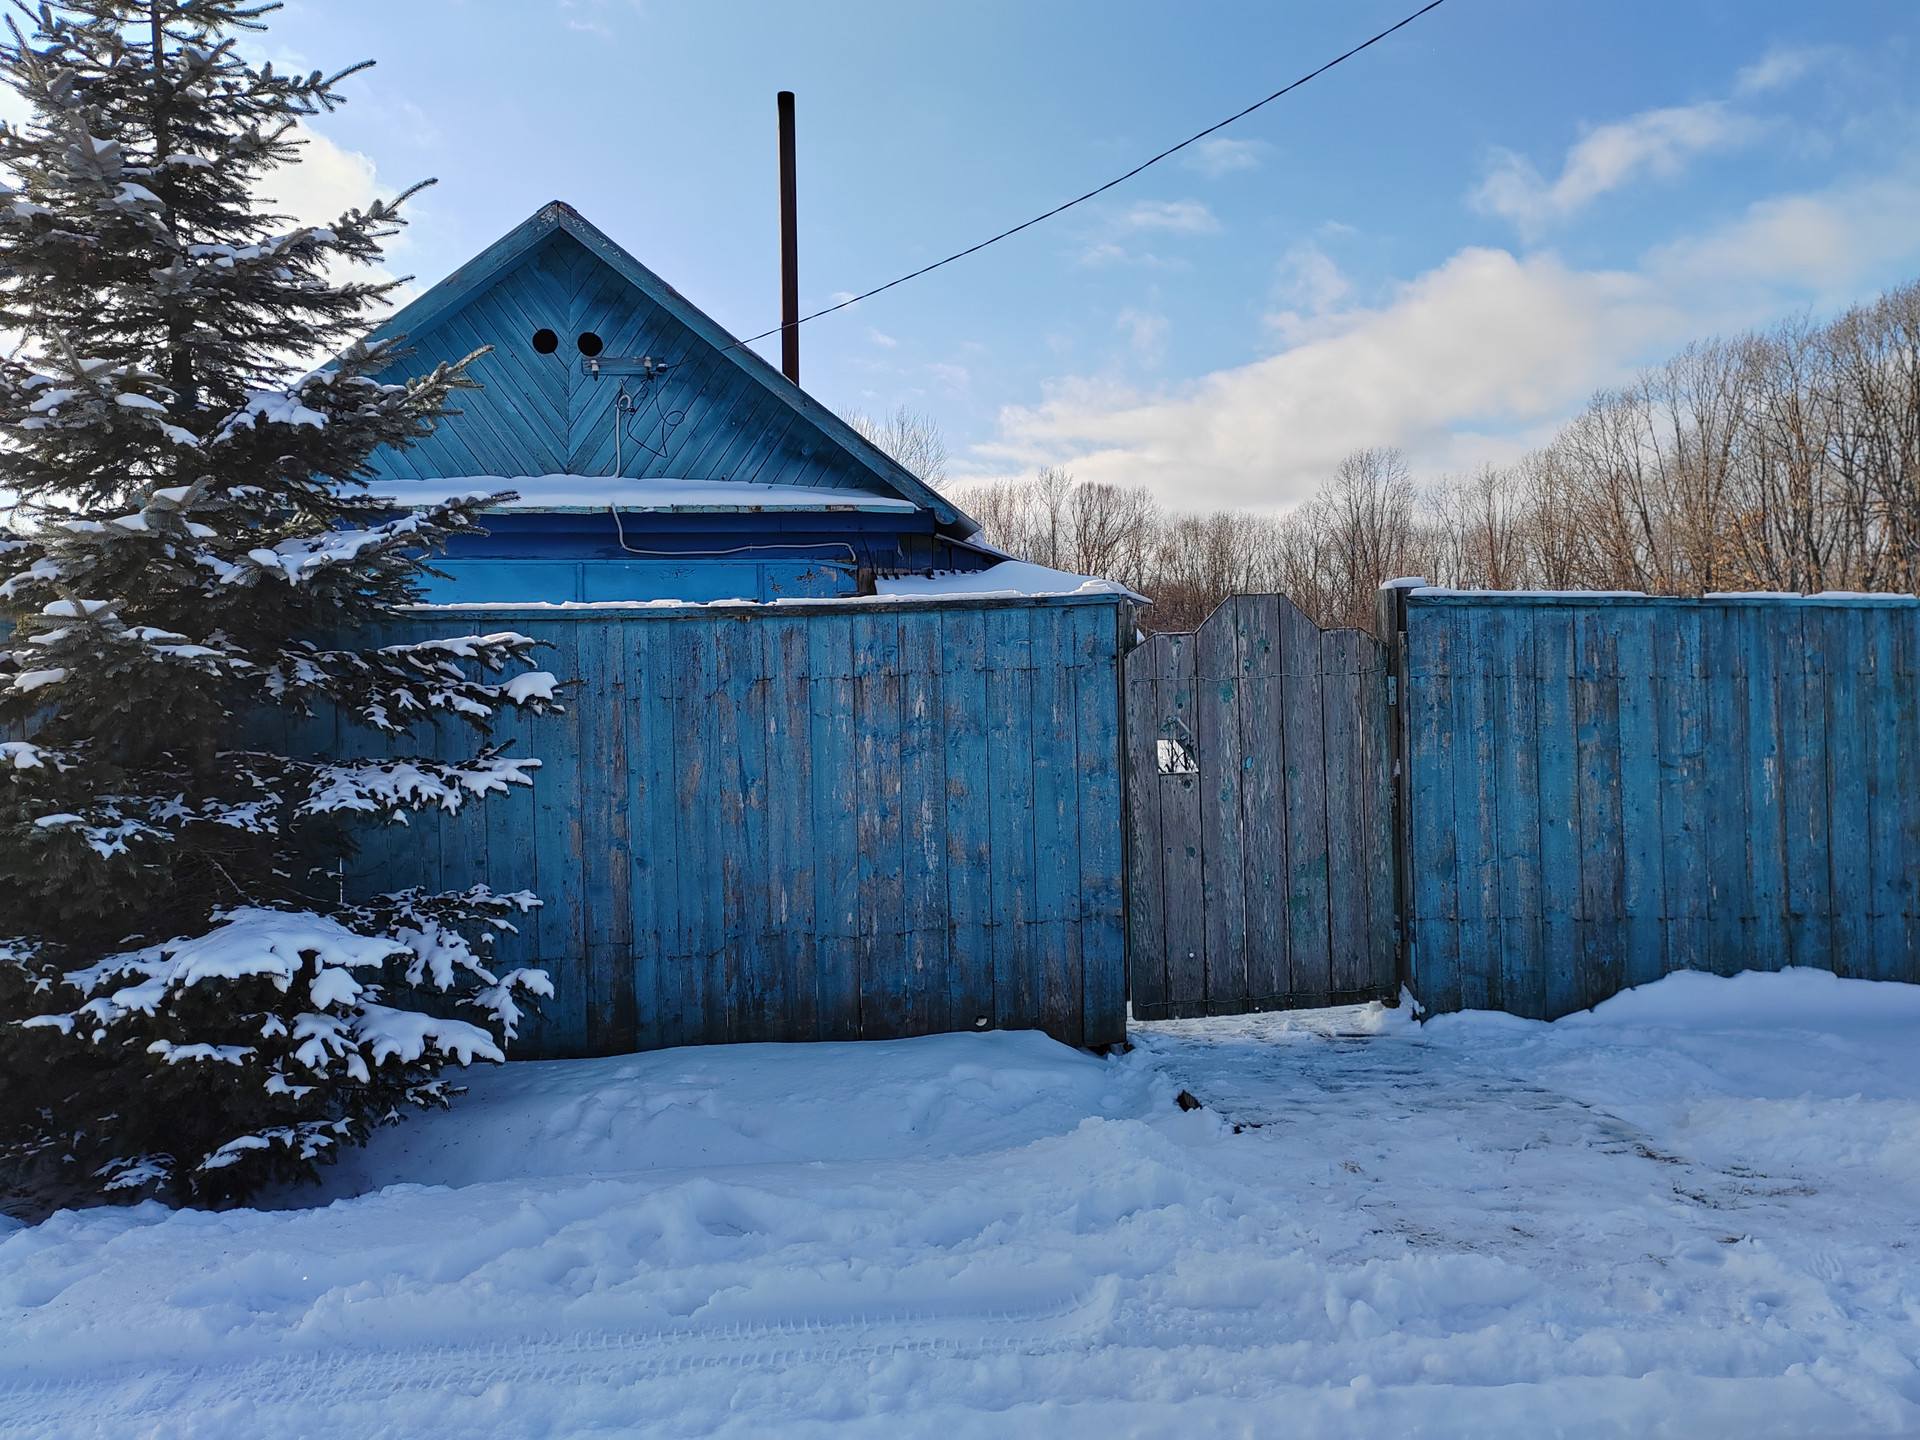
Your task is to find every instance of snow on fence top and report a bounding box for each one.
[1405,587,1920,604]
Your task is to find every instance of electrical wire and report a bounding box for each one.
[737,0,1451,347]
[608,505,860,566]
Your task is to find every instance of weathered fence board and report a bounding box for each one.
[1239,598,1290,1005]
[1143,631,1207,1010]
[940,607,996,1032]
[332,594,1127,1058]
[1075,602,1129,1038]
[1125,594,1396,1019]
[1281,600,1335,1002]
[1383,590,1920,1018]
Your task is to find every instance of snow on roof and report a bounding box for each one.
[874,560,1144,603]
[367,474,919,514]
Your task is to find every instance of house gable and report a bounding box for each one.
[363,202,970,536]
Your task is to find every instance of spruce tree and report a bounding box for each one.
[0,1,557,1216]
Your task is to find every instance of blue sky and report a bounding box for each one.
[247,2,1920,509]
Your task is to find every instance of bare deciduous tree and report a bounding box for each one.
[941,277,1920,637]
[950,468,1162,591]
[843,404,951,490]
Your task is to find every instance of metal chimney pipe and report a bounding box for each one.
[777,90,799,386]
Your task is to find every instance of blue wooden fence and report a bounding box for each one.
[324,594,1129,1057]
[1379,587,1920,1018]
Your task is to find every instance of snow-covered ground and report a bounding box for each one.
[3,967,1919,1438]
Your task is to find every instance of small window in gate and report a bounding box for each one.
[1157,736,1199,775]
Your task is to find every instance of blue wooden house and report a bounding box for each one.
[365,201,1002,602]
[348,203,1131,1059]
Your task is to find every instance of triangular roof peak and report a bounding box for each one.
[362,202,972,535]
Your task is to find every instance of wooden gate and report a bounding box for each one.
[1123,594,1397,1018]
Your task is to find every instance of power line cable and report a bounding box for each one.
[739,0,1451,347]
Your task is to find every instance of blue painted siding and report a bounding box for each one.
[1399,592,1920,1018]
[339,595,1129,1058]
[366,222,944,507]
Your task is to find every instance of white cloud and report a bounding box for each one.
[1074,241,1133,269]
[973,166,1920,511]
[1646,170,1920,297]
[978,249,1668,507]
[269,128,382,229]
[555,0,619,38]
[1270,243,1351,318]
[267,127,420,309]
[1475,102,1758,237]
[1115,307,1169,363]
[1181,137,1265,177]
[1073,200,1220,267]
[1735,46,1831,96]
[1121,199,1219,234]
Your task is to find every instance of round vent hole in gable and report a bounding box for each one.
[531,328,559,354]
[576,331,604,357]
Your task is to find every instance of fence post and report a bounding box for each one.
[1376,579,1426,1003]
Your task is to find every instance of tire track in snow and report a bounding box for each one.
[0,1284,1120,1433]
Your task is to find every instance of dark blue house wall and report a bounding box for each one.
[330,594,1129,1058]
[1390,590,1920,1019]
[419,508,997,605]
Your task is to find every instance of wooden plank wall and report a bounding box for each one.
[373,231,899,498]
[1124,594,1396,1019]
[336,595,1128,1058]
[1397,593,1920,1018]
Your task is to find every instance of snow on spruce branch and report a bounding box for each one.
[5,596,251,695]
[55,910,409,1016]
[1,739,57,770]
[379,632,561,712]
[300,749,540,818]
[200,499,511,589]
[207,510,436,584]
[209,345,464,450]
[0,556,62,601]
[12,359,198,448]
[263,632,562,731]
[350,885,551,1040]
[17,903,550,1188]
[27,803,169,859]
[39,907,546,1064]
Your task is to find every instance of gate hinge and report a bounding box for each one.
[1387,675,1397,706]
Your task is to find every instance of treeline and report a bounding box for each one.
[948,276,1920,635]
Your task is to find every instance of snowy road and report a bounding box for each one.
[3,968,1918,1438]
